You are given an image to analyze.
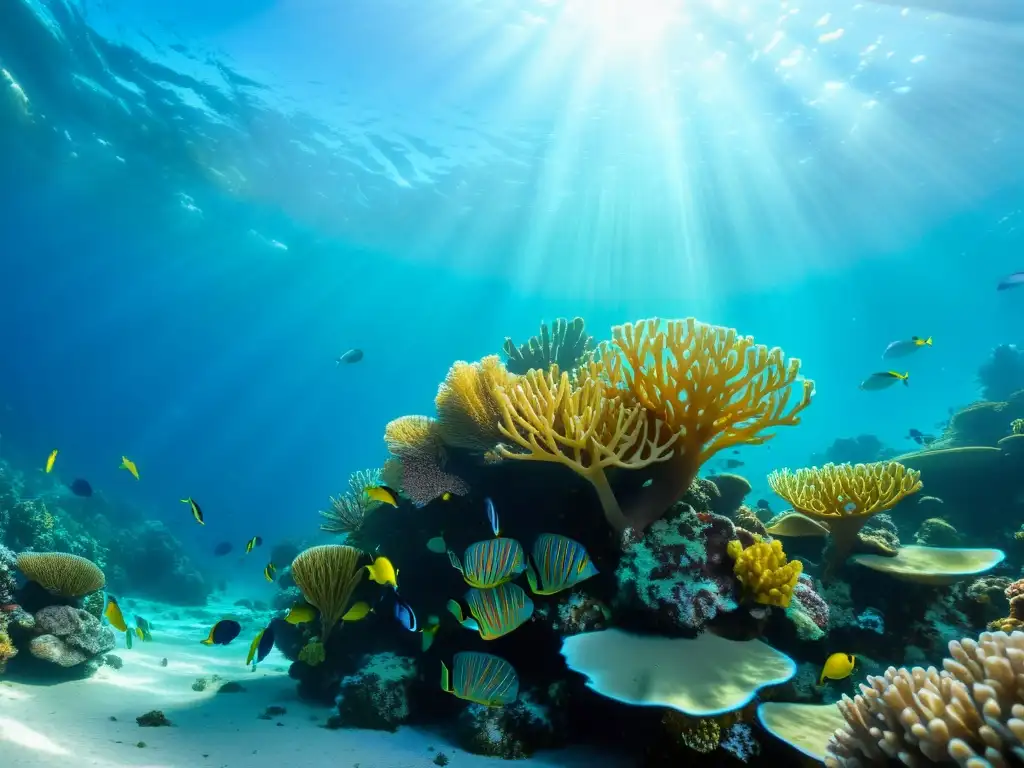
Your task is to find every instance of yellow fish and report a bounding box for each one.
[264,562,277,582]
[820,652,856,684]
[365,555,399,589]
[104,595,127,632]
[181,497,204,525]
[442,492,452,501]
[284,603,317,625]
[365,485,399,508]
[45,449,58,473]
[245,536,262,553]
[120,456,139,479]
[342,601,373,622]
[135,627,144,640]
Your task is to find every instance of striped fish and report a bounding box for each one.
[447,538,526,589]
[447,582,533,640]
[526,534,598,595]
[441,651,519,707]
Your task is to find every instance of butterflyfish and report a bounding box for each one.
[859,371,909,391]
[201,619,241,646]
[45,449,58,473]
[820,652,856,684]
[246,624,276,667]
[447,582,533,641]
[365,555,398,589]
[245,536,263,553]
[119,456,139,479]
[365,485,399,508]
[263,562,277,582]
[284,603,317,625]
[104,595,127,632]
[342,601,373,622]
[447,538,526,589]
[883,336,932,359]
[181,497,204,525]
[526,534,598,595]
[440,651,519,707]
[485,497,500,536]
[135,616,153,641]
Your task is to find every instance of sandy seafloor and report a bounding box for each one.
[0,597,626,768]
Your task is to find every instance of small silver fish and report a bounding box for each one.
[336,348,364,364]
[883,336,931,359]
[860,371,909,391]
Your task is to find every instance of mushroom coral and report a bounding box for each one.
[768,461,921,575]
[495,318,813,532]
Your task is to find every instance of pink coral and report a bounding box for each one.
[792,574,829,631]
[398,451,469,506]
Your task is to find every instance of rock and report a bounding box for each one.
[136,710,171,727]
[218,681,246,693]
[334,652,416,732]
[455,692,557,758]
[28,606,115,669]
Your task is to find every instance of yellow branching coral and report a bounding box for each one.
[492,366,676,531]
[768,461,922,574]
[0,629,17,672]
[597,317,814,530]
[384,415,441,457]
[727,537,802,608]
[435,356,513,451]
[16,552,106,597]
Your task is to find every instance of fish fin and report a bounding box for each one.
[525,559,540,594]
[902,373,909,385]
[447,550,463,574]
[440,660,451,693]
[200,639,213,646]
[819,670,825,685]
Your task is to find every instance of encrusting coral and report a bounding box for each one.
[768,461,922,574]
[727,536,802,609]
[15,552,106,598]
[290,545,363,641]
[502,317,593,376]
[825,630,1024,767]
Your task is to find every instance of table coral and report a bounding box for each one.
[727,536,802,609]
[615,506,746,632]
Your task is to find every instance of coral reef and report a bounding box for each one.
[16,551,105,597]
[978,344,1024,402]
[825,630,1024,766]
[334,653,417,731]
[502,317,593,376]
[614,505,749,633]
[107,521,209,605]
[24,605,115,674]
[914,516,961,547]
[455,691,558,758]
[809,434,895,467]
[320,468,383,534]
[786,575,830,641]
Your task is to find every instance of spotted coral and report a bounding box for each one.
[825,630,1024,766]
[727,537,802,609]
[768,461,922,574]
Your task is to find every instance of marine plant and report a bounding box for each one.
[319,468,384,535]
[15,551,106,598]
[768,461,922,575]
[825,630,1024,766]
[290,544,364,641]
[502,317,593,376]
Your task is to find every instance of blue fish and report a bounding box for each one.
[336,348,364,364]
[201,619,241,646]
[394,594,419,632]
[485,497,500,537]
[69,478,93,497]
[998,271,1024,291]
[246,623,276,667]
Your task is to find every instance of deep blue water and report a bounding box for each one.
[0,0,1022,573]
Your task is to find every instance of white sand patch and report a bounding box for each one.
[1,600,624,767]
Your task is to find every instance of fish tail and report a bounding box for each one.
[902,373,910,385]
[925,337,932,345]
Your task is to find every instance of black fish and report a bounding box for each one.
[756,499,770,511]
[336,348,364,364]
[201,619,241,646]
[907,429,936,446]
[69,478,93,497]
[724,459,744,469]
[213,541,233,556]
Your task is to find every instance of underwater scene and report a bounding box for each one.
[2,0,1024,766]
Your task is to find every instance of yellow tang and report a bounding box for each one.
[365,485,399,508]
[365,555,398,589]
[820,653,856,684]
[342,601,373,622]
[441,651,519,707]
[45,449,58,473]
[285,603,317,625]
[263,562,277,582]
[104,595,127,632]
[119,455,139,479]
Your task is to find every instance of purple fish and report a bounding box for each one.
[998,272,1024,291]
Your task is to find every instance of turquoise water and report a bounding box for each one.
[1,1,1024,765]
